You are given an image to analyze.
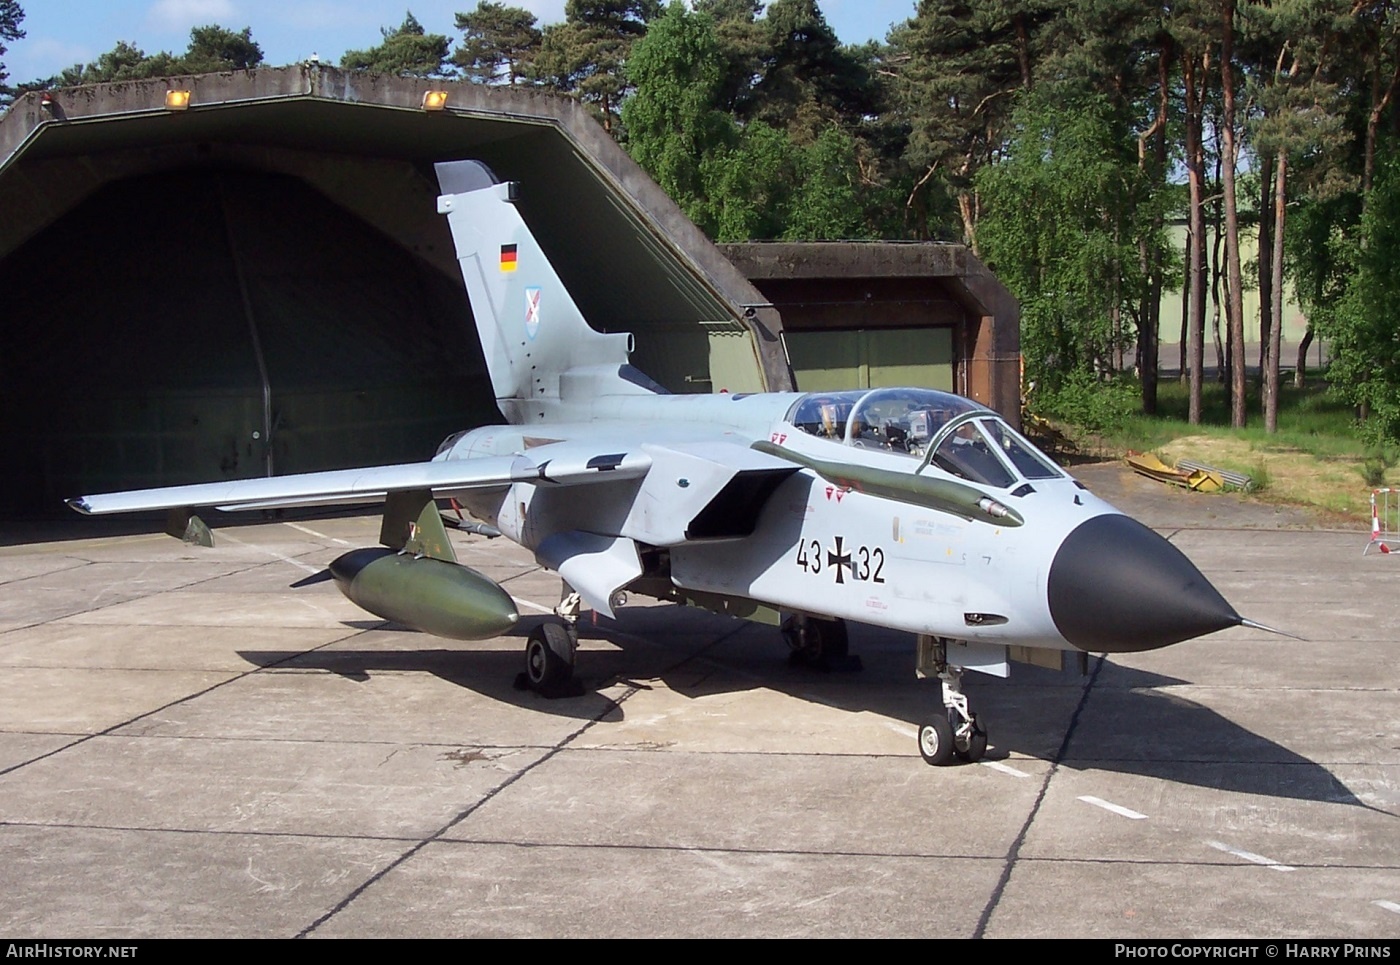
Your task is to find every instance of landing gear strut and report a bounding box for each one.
[781,615,862,672]
[516,585,582,697]
[915,636,987,766]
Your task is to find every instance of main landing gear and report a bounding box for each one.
[782,614,863,672]
[915,636,988,766]
[515,586,582,698]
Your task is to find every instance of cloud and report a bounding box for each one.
[146,0,238,33]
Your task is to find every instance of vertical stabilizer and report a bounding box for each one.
[435,160,656,422]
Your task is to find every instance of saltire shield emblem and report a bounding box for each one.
[500,244,518,272]
[525,287,541,340]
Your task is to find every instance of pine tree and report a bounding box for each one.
[341,12,450,77]
[0,1,24,101]
[892,0,1049,246]
[453,2,541,84]
[532,0,661,133]
[181,26,264,73]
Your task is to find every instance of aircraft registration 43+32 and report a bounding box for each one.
[69,160,1280,766]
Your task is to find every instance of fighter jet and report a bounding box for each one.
[69,159,1268,765]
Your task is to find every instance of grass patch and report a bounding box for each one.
[1044,378,1386,520]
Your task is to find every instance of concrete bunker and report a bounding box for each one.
[0,66,1017,516]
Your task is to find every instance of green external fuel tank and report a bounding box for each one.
[328,547,519,640]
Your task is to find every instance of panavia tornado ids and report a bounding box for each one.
[69,159,1276,765]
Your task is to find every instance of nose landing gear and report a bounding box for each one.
[916,636,988,766]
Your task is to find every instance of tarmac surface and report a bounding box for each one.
[0,462,1397,938]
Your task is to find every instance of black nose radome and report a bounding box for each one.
[1048,514,1241,652]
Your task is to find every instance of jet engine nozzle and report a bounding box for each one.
[1047,514,1241,652]
[328,547,518,640]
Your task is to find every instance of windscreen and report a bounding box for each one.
[787,388,984,458]
[785,389,1063,489]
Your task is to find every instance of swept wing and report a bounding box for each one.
[68,445,654,516]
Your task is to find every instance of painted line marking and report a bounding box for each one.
[1078,796,1147,820]
[218,531,321,575]
[513,597,556,615]
[1207,840,1296,872]
[885,722,917,739]
[283,522,352,545]
[1372,900,1400,915]
[982,760,1030,778]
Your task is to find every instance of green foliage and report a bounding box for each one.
[1361,447,1395,487]
[890,0,1054,242]
[46,25,262,86]
[622,5,868,242]
[1035,369,1139,435]
[977,87,1163,388]
[1286,191,1362,338]
[700,121,794,239]
[622,2,734,217]
[1131,380,1355,446]
[57,41,164,84]
[180,26,264,73]
[691,121,870,241]
[341,12,449,77]
[453,2,542,84]
[1082,379,1374,478]
[782,125,867,239]
[1246,30,1349,189]
[1325,148,1400,446]
[1246,462,1271,494]
[693,0,765,114]
[533,0,661,131]
[749,0,875,144]
[0,0,23,99]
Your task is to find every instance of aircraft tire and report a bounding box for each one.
[785,617,857,671]
[954,713,988,763]
[525,623,574,694]
[918,714,955,766]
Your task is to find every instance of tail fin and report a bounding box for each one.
[435,160,658,421]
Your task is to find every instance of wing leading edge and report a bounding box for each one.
[68,446,654,517]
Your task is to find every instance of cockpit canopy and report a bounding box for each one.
[785,388,1063,489]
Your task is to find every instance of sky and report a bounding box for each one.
[6,1,919,84]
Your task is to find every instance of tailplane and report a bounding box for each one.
[435,160,659,422]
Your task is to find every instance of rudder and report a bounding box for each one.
[435,160,652,420]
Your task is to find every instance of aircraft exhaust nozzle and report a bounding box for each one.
[1047,514,1241,652]
[328,548,518,640]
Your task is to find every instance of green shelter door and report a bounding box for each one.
[785,328,954,392]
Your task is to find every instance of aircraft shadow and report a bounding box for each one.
[239,605,1382,813]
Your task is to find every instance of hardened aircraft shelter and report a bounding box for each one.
[0,66,1017,515]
